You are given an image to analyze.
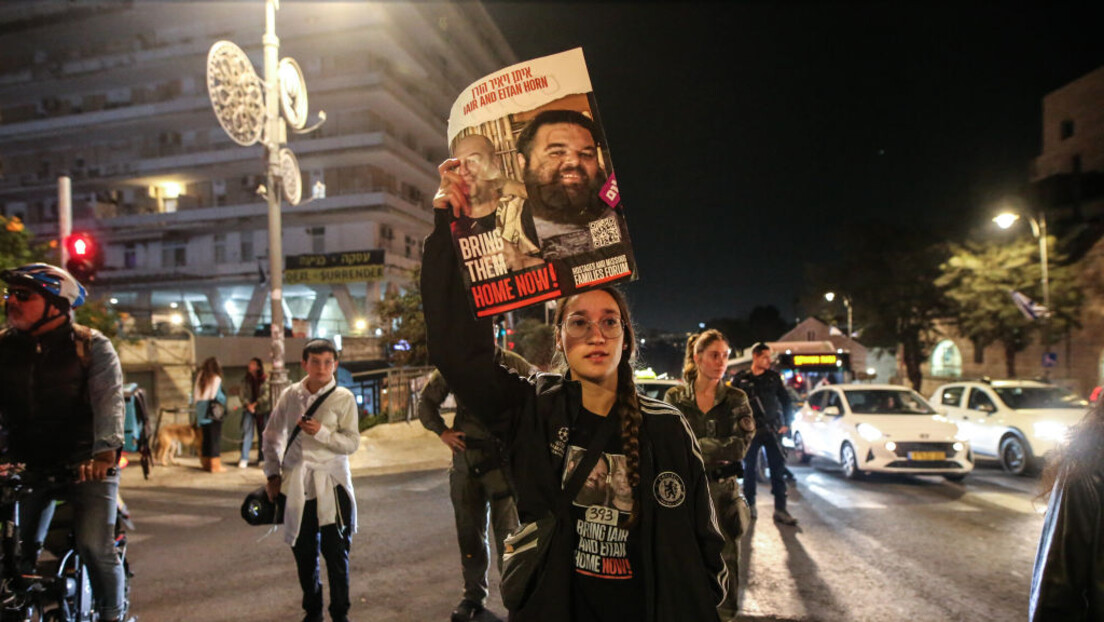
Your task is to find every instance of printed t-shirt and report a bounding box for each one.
[566,408,643,621]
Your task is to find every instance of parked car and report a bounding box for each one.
[792,384,973,481]
[635,378,682,401]
[930,379,1087,475]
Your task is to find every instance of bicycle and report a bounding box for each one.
[0,464,134,622]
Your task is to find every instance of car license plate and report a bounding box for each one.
[909,451,945,461]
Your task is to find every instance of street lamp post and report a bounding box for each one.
[993,209,1051,369]
[824,291,852,338]
[206,0,323,404]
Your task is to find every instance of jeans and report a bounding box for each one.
[449,456,518,604]
[240,411,267,463]
[293,496,352,621]
[20,472,126,620]
[743,428,788,511]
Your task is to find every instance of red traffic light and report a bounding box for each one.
[65,233,95,258]
[64,233,100,283]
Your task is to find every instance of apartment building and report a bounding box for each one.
[0,1,514,339]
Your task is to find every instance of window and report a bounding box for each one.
[824,391,842,413]
[308,226,325,253]
[966,389,996,413]
[124,243,137,269]
[1060,119,1074,140]
[240,232,254,262]
[931,340,962,378]
[405,235,416,258]
[939,386,964,407]
[380,224,393,241]
[162,239,186,268]
[214,234,227,264]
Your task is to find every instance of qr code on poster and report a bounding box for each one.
[589,217,620,248]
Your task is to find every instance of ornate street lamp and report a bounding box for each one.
[206,0,325,401]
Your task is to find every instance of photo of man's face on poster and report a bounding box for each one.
[516,109,611,228]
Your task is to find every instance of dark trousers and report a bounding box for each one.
[200,420,221,457]
[450,460,518,605]
[743,428,788,511]
[293,497,351,621]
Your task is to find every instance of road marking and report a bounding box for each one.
[805,483,886,509]
[139,514,222,527]
[967,491,1045,515]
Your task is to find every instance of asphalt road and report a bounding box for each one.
[119,460,1046,622]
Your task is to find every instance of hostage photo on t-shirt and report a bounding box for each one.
[444,47,637,318]
[561,446,635,580]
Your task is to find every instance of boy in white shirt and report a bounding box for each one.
[264,339,359,622]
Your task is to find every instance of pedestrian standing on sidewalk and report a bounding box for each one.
[193,356,227,473]
[239,357,271,468]
[733,343,797,525]
[665,329,755,621]
[424,171,728,621]
[1029,397,1103,620]
[417,347,533,622]
[264,339,359,622]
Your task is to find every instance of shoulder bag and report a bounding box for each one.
[499,412,619,612]
[241,385,338,526]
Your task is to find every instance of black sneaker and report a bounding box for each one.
[773,509,798,526]
[451,599,484,622]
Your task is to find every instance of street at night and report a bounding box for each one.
[120,457,1044,622]
[1,2,1101,621]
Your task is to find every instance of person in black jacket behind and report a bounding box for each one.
[732,343,797,525]
[425,161,727,621]
[1029,396,1103,620]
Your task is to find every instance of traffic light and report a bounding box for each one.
[64,232,100,284]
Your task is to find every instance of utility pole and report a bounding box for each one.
[206,0,323,403]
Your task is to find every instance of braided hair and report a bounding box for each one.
[552,286,643,527]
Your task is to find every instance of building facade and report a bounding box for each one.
[0,1,514,339]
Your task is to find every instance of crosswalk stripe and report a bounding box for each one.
[966,491,1045,515]
[805,483,887,509]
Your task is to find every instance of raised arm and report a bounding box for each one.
[421,173,530,439]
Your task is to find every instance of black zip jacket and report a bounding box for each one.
[1030,466,1103,621]
[422,210,726,621]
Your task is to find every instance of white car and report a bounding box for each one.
[930,380,1086,475]
[792,384,973,481]
[635,378,682,401]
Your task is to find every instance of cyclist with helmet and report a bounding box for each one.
[0,263,127,622]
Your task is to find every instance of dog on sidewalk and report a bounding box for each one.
[154,424,201,465]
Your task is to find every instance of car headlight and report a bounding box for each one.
[953,441,964,452]
[856,423,883,442]
[884,440,897,452]
[1033,421,1069,442]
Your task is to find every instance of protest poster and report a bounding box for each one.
[444,47,637,318]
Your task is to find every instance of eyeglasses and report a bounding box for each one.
[561,316,624,340]
[3,288,35,303]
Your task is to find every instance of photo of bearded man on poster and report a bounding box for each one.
[513,109,621,261]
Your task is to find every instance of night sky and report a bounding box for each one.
[482,2,1104,331]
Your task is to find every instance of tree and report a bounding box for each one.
[935,235,1081,377]
[376,266,427,367]
[805,221,951,390]
[513,318,555,370]
[0,216,119,337]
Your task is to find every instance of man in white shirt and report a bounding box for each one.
[264,339,360,622]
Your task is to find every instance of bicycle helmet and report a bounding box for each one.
[1,263,87,309]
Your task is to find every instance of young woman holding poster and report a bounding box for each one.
[426,161,727,621]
